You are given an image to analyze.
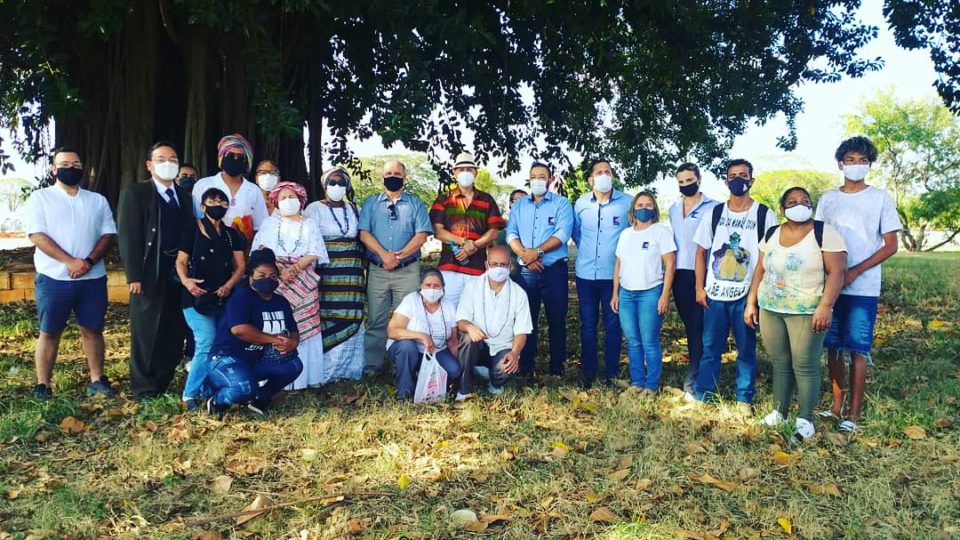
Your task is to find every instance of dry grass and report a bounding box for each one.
[0,253,958,539]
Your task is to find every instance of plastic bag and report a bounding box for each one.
[414,352,448,404]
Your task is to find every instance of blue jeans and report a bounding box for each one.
[618,285,664,390]
[824,294,878,360]
[575,277,622,380]
[207,348,303,407]
[181,307,220,401]
[388,339,463,400]
[517,261,569,375]
[695,297,757,403]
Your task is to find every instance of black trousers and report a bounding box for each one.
[672,269,704,395]
[129,275,187,399]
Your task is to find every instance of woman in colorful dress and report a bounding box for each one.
[304,167,366,383]
[251,181,329,389]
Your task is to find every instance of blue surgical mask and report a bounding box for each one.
[633,208,656,223]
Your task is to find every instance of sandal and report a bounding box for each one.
[837,420,859,433]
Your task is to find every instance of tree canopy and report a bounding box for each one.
[0,1,885,206]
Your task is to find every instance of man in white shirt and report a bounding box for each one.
[22,146,118,400]
[455,246,533,399]
[191,134,268,241]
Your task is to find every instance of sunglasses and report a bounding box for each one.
[326,179,348,187]
[387,203,398,221]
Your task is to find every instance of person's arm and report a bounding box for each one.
[571,200,582,245]
[694,246,709,309]
[498,333,527,375]
[546,198,574,253]
[457,319,488,343]
[658,251,676,315]
[447,326,460,359]
[396,231,429,260]
[814,251,847,332]
[230,324,300,354]
[610,257,621,314]
[387,312,435,353]
[86,234,114,267]
[432,221,463,245]
[176,250,207,297]
[28,233,89,277]
[845,231,898,287]
[118,186,146,293]
[219,250,246,297]
[744,251,765,329]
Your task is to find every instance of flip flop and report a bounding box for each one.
[837,420,859,433]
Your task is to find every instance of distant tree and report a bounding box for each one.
[0,177,30,213]
[751,169,839,217]
[843,90,960,251]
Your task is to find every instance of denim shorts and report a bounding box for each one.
[34,274,108,333]
[824,294,879,361]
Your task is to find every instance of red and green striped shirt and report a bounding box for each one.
[430,187,505,275]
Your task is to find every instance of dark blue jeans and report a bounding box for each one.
[388,339,463,400]
[208,348,303,407]
[575,277,622,381]
[517,260,569,375]
[673,270,704,394]
[694,297,757,403]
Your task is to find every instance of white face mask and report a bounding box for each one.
[457,171,475,188]
[842,164,869,182]
[154,161,179,181]
[529,179,548,196]
[419,288,444,304]
[278,198,301,216]
[257,173,280,192]
[784,204,813,223]
[326,184,347,202]
[593,174,613,193]
[487,266,510,283]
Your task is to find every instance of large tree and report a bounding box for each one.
[0,0,882,207]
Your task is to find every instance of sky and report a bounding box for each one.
[0,0,943,205]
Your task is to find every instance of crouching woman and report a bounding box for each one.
[205,248,303,414]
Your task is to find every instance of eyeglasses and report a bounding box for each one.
[387,204,398,220]
[487,262,510,268]
[204,200,229,208]
[326,179,348,187]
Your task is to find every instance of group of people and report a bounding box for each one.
[22,134,900,437]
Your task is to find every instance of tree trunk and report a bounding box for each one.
[117,0,160,196]
[923,229,960,252]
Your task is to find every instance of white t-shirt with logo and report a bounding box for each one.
[693,201,779,301]
[815,186,901,297]
[387,292,457,353]
[615,223,677,291]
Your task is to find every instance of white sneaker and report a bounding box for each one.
[795,418,815,440]
[488,384,504,396]
[474,366,491,381]
[762,410,784,426]
[454,392,473,402]
[682,392,696,403]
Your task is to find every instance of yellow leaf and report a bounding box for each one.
[479,513,511,525]
[589,506,618,523]
[773,450,791,465]
[635,478,653,491]
[551,441,573,451]
[59,416,86,434]
[300,448,318,462]
[236,494,273,526]
[777,517,793,535]
[903,425,927,440]
[607,468,631,482]
[808,483,842,497]
[584,490,599,503]
[737,468,760,482]
[688,472,736,492]
[929,319,945,329]
[4,488,21,500]
[397,474,410,490]
[224,453,266,476]
[210,475,233,494]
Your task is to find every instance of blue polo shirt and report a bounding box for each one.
[505,191,574,267]
[358,191,433,253]
[572,189,632,280]
[668,195,719,271]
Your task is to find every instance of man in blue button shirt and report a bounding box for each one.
[572,159,632,387]
[506,162,574,377]
[358,160,433,376]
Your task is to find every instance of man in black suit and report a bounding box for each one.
[118,141,193,400]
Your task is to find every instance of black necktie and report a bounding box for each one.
[165,188,179,208]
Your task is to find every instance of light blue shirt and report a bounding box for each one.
[358,192,432,253]
[668,195,719,271]
[505,191,574,267]
[572,189,632,280]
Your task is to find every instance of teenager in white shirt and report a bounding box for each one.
[611,192,676,394]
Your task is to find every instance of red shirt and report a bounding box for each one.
[430,187,505,275]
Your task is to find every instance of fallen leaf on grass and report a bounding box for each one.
[903,425,926,440]
[738,468,760,482]
[450,509,479,529]
[934,417,952,428]
[589,506,618,523]
[224,453,266,476]
[59,416,86,434]
[5,488,21,500]
[236,494,273,526]
[808,483,842,497]
[635,478,653,491]
[210,475,232,494]
[397,474,410,490]
[773,450,792,465]
[688,473,736,492]
[929,319,945,329]
[167,426,191,443]
[826,432,849,446]
[301,448,318,462]
[191,531,222,540]
[607,468,631,482]
[584,490,599,503]
[777,517,794,535]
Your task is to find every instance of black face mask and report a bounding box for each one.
[679,182,700,197]
[205,205,228,221]
[383,176,404,192]
[221,155,248,177]
[178,175,197,193]
[728,177,751,196]
[251,277,279,294]
[56,167,84,186]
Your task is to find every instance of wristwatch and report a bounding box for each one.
[535,248,544,258]
[83,257,95,266]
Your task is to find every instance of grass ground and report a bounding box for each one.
[0,253,958,539]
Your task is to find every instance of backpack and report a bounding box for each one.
[763,220,825,248]
[711,202,772,243]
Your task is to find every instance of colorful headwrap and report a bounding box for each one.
[269,181,308,209]
[216,134,254,169]
[320,166,352,186]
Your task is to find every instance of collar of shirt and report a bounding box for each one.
[376,191,412,205]
[589,189,626,204]
[152,177,179,204]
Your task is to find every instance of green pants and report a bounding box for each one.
[364,262,421,372]
[759,309,825,421]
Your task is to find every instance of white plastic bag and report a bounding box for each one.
[414,352,448,404]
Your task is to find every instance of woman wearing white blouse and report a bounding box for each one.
[252,182,329,389]
[611,192,677,394]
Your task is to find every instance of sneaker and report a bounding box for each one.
[454,392,473,402]
[682,392,696,403]
[578,377,595,389]
[246,401,266,416]
[762,410,785,426]
[488,384,504,396]
[33,383,53,401]
[86,376,118,397]
[473,366,491,381]
[183,398,199,412]
[205,398,223,416]
[795,418,815,440]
